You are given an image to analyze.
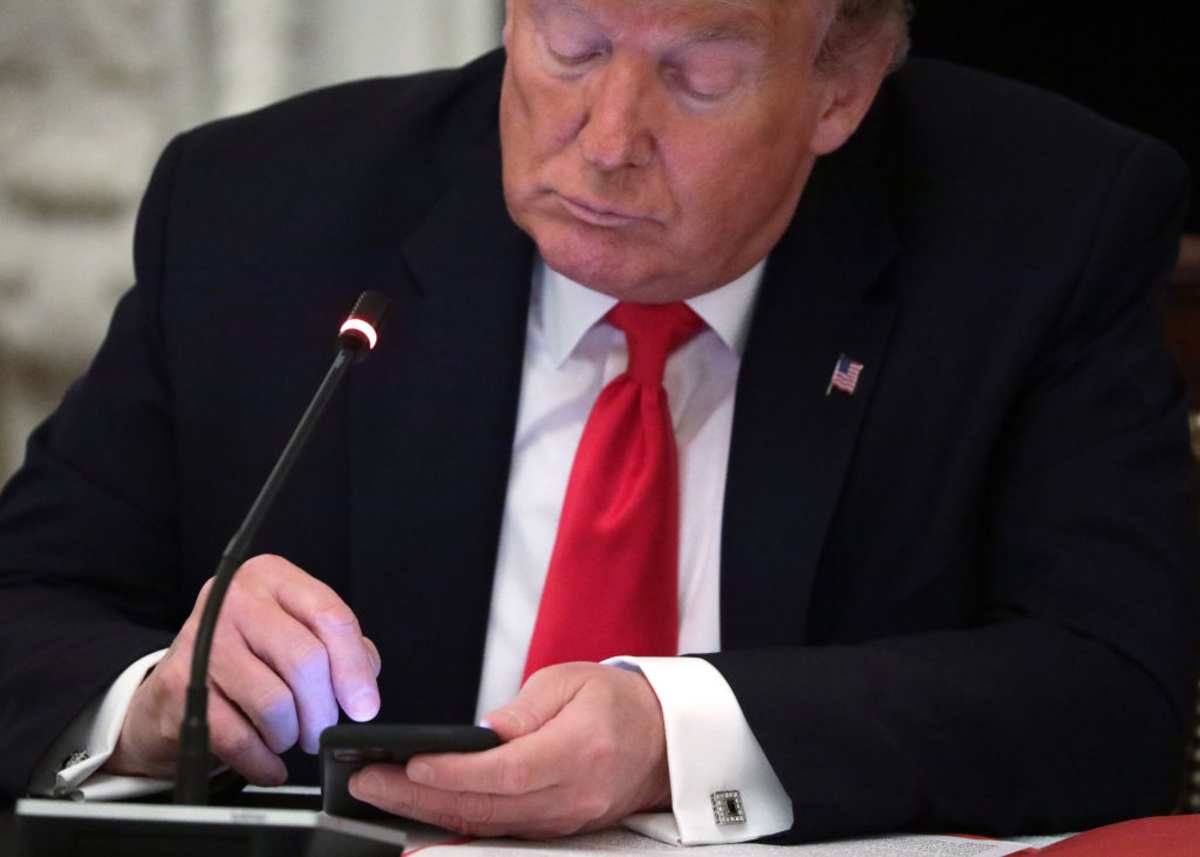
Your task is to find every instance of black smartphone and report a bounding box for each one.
[319,723,501,818]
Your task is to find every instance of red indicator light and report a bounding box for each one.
[340,318,378,350]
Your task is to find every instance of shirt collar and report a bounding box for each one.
[536,257,766,368]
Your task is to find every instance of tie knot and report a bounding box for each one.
[607,302,705,386]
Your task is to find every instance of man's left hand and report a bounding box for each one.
[347,662,672,838]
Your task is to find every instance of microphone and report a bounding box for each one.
[175,291,390,804]
[338,290,389,356]
[19,292,411,856]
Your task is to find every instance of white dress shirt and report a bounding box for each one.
[33,257,793,845]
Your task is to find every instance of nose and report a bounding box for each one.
[577,59,656,171]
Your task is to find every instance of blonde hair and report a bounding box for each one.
[820,0,914,72]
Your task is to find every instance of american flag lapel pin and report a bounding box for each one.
[826,354,864,397]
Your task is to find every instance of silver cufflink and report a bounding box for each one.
[710,790,746,825]
[60,749,90,771]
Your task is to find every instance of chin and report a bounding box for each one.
[542,247,655,300]
[530,221,674,301]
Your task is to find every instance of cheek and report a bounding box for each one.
[663,127,810,247]
[538,85,587,153]
[664,131,780,214]
[503,55,584,166]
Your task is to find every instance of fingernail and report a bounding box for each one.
[407,761,434,785]
[482,709,515,734]
[348,688,380,721]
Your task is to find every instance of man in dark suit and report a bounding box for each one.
[0,0,1197,845]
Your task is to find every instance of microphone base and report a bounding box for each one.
[16,797,408,857]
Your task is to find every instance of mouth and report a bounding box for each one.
[557,194,651,228]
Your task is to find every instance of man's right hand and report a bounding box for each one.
[103,554,382,785]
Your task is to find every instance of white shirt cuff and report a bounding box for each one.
[28,649,173,801]
[605,655,793,845]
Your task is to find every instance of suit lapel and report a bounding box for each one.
[348,140,534,722]
[721,102,901,650]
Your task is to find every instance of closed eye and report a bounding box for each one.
[661,42,755,106]
[548,45,607,67]
[663,65,740,103]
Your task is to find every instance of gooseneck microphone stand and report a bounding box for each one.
[175,290,390,803]
[176,289,389,804]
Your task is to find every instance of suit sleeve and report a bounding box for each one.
[0,136,190,799]
[704,137,1200,842]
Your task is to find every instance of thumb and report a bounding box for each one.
[480,662,589,741]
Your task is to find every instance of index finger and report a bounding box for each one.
[266,559,380,722]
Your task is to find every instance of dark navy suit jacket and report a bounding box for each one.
[1,50,1197,842]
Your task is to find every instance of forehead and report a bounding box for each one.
[521,0,809,48]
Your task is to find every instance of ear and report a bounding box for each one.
[502,1,515,51]
[808,38,895,156]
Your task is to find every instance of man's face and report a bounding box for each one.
[499,0,853,302]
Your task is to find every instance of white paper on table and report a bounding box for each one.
[405,826,1038,856]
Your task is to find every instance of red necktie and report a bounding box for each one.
[523,302,705,680]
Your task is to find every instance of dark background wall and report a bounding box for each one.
[911,1,1198,232]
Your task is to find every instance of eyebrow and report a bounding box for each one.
[689,23,769,46]
[531,0,592,21]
